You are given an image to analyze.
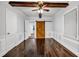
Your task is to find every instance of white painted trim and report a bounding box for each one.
[63,6,78,15]
[64,6,78,40]
[0,33,24,57]
[0,39,24,57]
[52,36,79,57]
[77,6,79,40]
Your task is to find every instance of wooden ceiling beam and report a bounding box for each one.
[9,1,69,8]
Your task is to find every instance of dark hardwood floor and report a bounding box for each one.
[3,37,77,57]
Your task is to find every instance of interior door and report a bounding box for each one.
[36,21,45,38]
[36,21,45,56]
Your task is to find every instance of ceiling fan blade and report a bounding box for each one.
[32,9,39,11]
[9,1,37,7]
[43,2,69,8]
[43,9,49,12]
[42,4,47,8]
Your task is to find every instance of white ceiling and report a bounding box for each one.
[7,1,79,17]
[0,1,63,17]
[16,7,62,17]
[2,1,79,17]
[5,1,68,17]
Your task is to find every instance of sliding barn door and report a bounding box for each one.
[36,21,45,56]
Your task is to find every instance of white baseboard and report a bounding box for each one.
[0,33,24,57]
[0,39,24,57]
[52,36,79,57]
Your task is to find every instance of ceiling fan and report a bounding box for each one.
[9,1,69,18]
[32,1,50,18]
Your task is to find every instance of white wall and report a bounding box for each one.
[6,8,17,34]
[25,16,54,38]
[17,13,25,33]
[45,22,54,38]
[25,20,31,39]
[5,8,25,56]
[0,5,6,37]
[78,6,79,40]
[0,3,6,57]
[0,2,26,56]
[28,16,54,21]
[53,3,79,56]
[53,6,78,37]
[53,14,64,34]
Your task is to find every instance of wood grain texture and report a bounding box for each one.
[9,1,69,8]
[36,38,45,56]
[45,38,77,57]
[4,41,25,57]
[3,38,77,57]
[36,21,45,39]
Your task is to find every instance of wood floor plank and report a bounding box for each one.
[3,38,77,57]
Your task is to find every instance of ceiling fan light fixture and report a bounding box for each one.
[37,9,43,13]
